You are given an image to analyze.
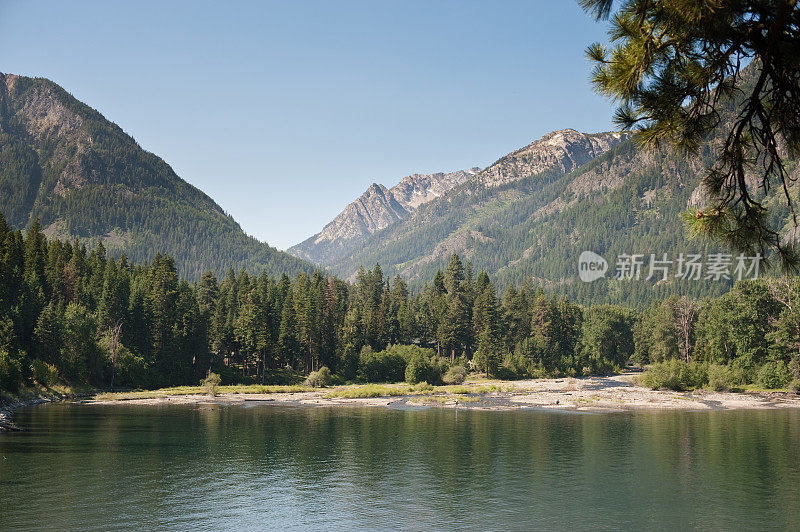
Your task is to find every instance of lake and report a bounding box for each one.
[1,403,799,530]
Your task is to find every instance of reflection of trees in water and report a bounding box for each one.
[5,406,799,529]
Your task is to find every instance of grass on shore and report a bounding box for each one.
[94,384,313,401]
[323,384,414,399]
[322,382,507,399]
[1,384,88,406]
[94,379,521,402]
[411,395,482,405]
[9,374,797,408]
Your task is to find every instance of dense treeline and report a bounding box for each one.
[1,212,798,393]
[636,282,800,391]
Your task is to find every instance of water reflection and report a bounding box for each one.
[1,405,798,530]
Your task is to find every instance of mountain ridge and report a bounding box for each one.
[289,128,628,272]
[479,128,627,187]
[304,126,766,305]
[0,72,314,279]
[288,167,480,263]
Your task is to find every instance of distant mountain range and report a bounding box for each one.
[0,73,313,279]
[288,86,796,305]
[288,168,480,263]
[289,129,630,267]
[477,129,625,188]
[287,128,648,286]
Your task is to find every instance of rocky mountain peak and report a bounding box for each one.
[309,182,408,247]
[391,168,481,210]
[478,129,628,187]
[288,168,479,264]
[0,74,82,144]
[288,129,629,266]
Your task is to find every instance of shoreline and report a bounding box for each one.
[4,374,799,429]
[85,374,800,413]
[0,389,88,431]
[1,397,56,431]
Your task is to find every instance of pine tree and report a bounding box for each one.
[278,289,299,369]
[583,0,800,265]
[147,254,179,382]
[196,271,219,356]
[98,258,130,330]
[444,254,465,295]
[62,302,100,382]
[24,219,47,291]
[438,293,470,362]
[473,285,502,378]
[502,285,530,350]
[34,301,64,365]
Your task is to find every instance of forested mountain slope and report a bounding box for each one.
[321,124,795,305]
[288,129,626,275]
[478,128,625,187]
[0,73,313,279]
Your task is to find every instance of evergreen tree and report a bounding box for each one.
[62,302,100,382]
[583,0,800,264]
[34,301,64,365]
[579,306,634,372]
[98,258,130,330]
[278,289,299,369]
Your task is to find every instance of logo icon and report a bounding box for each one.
[578,251,607,282]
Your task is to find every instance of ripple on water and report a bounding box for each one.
[1,405,799,530]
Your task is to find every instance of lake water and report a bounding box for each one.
[1,403,799,530]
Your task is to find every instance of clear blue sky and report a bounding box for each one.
[0,0,615,250]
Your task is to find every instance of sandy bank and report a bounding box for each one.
[86,374,800,413]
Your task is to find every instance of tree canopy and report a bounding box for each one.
[2,213,798,393]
